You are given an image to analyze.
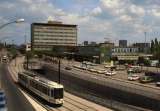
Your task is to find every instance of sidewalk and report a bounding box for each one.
[7,56,25,82]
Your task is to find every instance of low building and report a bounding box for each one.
[75,42,114,64]
[111,46,153,64]
[112,47,139,64]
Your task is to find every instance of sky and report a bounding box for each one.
[1,0,160,45]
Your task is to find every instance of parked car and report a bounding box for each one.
[139,76,154,83]
[65,66,72,70]
[128,74,139,81]
[105,71,116,76]
[156,82,160,87]
[0,90,7,111]
[116,67,126,71]
[96,68,106,74]
[87,68,97,73]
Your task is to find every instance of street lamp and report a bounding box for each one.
[0,18,24,65]
[15,18,25,23]
[0,18,25,30]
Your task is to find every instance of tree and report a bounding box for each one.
[151,40,154,53]
[151,38,160,60]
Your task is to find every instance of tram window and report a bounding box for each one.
[51,89,54,97]
[41,86,48,95]
[54,88,63,99]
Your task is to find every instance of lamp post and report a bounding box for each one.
[0,18,24,88]
[0,19,24,65]
[0,18,24,30]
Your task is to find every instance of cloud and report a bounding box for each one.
[150,9,160,17]
[91,7,102,16]
[0,0,160,44]
[119,15,132,22]
[100,0,123,9]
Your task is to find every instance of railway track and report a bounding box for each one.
[10,61,100,111]
[29,92,98,111]
[18,82,99,111]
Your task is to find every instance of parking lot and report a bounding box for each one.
[61,59,160,88]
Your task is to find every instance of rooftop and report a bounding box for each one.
[32,21,77,27]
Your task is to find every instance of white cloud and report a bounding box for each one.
[1,0,160,44]
[119,15,132,22]
[129,4,145,17]
[100,0,122,9]
[151,9,160,17]
[91,7,102,16]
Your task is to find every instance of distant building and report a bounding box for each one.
[119,40,127,47]
[83,41,88,46]
[74,42,114,64]
[31,21,77,51]
[99,41,114,48]
[26,43,31,51]
[90,41,97,46]
[111,45,153,64]
[132,43,150,53]
[112,47,139,53]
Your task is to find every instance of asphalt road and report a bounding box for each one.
[0,64,35,111]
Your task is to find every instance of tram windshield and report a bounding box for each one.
[52,88,63,99]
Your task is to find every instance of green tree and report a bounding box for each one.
[151,38,160,60]
[151,40,154,53]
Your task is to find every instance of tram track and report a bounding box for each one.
[64,96,97,111]
[8,60,102,111]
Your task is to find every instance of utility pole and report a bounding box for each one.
[58,59,61,84]
[144,32,147,54]
[24,35,27,45]
[144,32,147,44]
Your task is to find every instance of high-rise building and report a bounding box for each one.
[119,40,127,47]
[83,41,88,46]
[31,21,77,51]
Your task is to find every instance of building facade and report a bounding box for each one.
[112,47,139,64]
[31,21,77,51]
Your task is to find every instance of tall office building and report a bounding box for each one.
[31,21,77,51]
[119,40,127,47]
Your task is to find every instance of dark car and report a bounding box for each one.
[65,66,72,70]
[0,90,7,111]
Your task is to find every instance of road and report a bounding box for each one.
[0,64,35,111]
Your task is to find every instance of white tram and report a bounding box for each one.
[18,71,64,105]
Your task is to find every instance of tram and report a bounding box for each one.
[18,71,64,105]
